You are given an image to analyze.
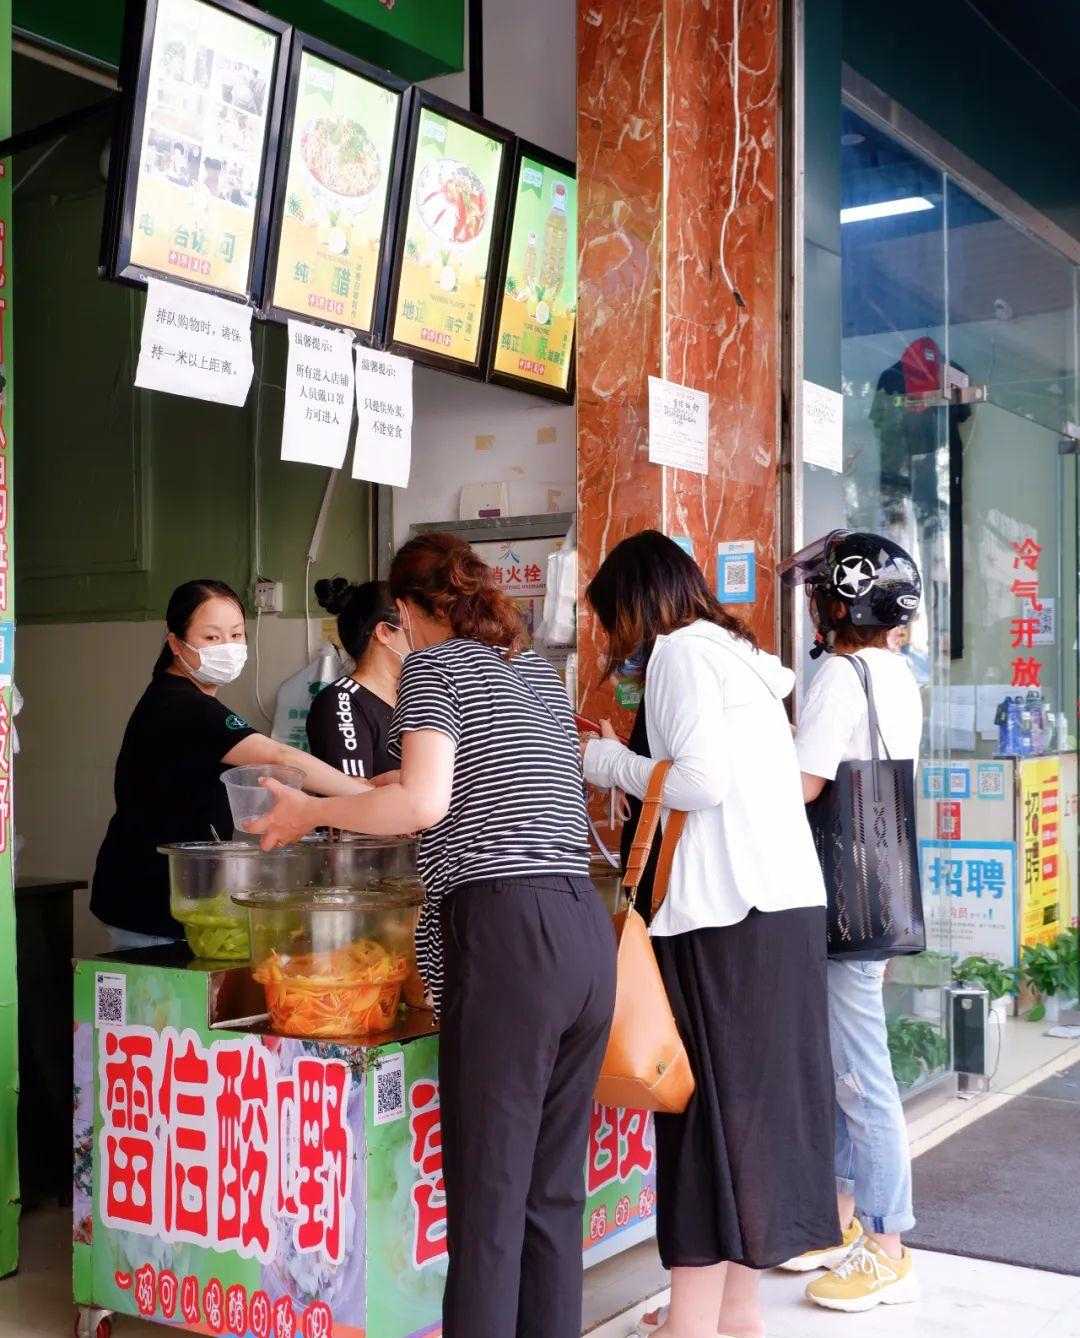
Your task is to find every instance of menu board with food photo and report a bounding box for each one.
[490,146,577,400]
[263,39,407,336]
[387,93,513,375]
[106,0,287,297]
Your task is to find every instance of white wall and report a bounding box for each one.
[398,0,577,542]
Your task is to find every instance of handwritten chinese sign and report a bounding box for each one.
[135,278,254,405]
[351,347,414,487]
[280,319,355,467]
[648,375,709,474]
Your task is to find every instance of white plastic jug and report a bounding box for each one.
[271,642,345,752]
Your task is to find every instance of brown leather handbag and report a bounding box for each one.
[594,760,696,1114]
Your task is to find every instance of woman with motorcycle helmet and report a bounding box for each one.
[777,531,924,1314]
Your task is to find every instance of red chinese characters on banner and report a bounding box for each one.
[158,1269,179,1320]
[102,1030,156,1228]
[249,1290,273,1338]
[1010,538,1045,689]
[586,1104,656,1193]
[302,1301,334,1338]
[408,1079,448,1268]
[134,1264,157,1318]
[159,1033,212,1241]
[97,1027,352,1269]
[226,1283,249,1336]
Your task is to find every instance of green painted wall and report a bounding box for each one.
[14,0,464,81]
[14,164,371,624]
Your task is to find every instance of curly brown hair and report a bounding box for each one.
[389,532,527,654]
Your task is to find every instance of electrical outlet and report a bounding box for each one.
[254,579,284,615]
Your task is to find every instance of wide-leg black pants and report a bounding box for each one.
[438,876,616,1338]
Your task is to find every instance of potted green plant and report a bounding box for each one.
[953,955,1020,1023]
[886,1016,950,1090]
[1021,935,1076,1023]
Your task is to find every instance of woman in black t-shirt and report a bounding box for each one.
[91,579,368,949]
[306,579,409,779]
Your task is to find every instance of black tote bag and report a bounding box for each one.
[806,655,926,961]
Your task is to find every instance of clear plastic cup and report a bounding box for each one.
[221,764,305,841]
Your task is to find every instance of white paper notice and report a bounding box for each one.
[352,348,414,488]
[802,381,844,472]
[648,376,709,475]
[281,320,356,468]
[135,278,254,407]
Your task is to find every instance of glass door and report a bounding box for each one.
[807,106,1080,1099]
[944,179,1079,1011]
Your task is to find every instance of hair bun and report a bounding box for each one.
[314,575,355,616]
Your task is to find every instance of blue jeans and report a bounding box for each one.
[827,959,915,1235]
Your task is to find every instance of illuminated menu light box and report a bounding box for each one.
[259,34,409,340]
[487,142,577,404]
[101,0,290,302]
[384,89,514,379]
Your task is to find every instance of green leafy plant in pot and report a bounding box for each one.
[954,954,1019,1022]
[1021,933,1077,1023]
[886,1016,949,1090]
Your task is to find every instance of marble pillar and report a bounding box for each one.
[577,0,781,726]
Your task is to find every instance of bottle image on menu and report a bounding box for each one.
[539,182,568,304]
[521,230,539,296]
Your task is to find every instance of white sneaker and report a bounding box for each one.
[778,1218,864,1272]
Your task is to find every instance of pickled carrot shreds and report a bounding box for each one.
[253,939,409,1038]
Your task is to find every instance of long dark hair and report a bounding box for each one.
[315,577,399,663]
[389,532,526,653]
[152,579,245,677]
[586,530,756,679]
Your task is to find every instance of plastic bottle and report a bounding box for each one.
[1019,698,1034,757]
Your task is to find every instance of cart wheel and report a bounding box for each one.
[74,1307,113,1338]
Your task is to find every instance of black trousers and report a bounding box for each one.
[438,876,616,1338]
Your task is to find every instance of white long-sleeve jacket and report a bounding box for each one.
[583,620,826,936]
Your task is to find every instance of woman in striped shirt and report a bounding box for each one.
[253,532,616,1338]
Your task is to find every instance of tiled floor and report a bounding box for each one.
[588,1251,1080,1338]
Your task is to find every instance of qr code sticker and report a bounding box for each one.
[374,1051,405,1126]
[95,972,127,1026]
[724,559,749,594]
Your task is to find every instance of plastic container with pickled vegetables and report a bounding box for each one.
[232,882,424,1039]
[160,841,314,962]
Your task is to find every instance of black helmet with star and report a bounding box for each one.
[780,529,922,640]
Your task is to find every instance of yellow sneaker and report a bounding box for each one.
[805,1237,919,1312]
[778,1218,863,1272]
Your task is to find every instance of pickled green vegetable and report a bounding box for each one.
[183,915,250,961]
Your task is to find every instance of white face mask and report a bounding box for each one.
[181,639,248,686]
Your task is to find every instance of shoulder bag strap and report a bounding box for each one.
[841,654,892,762]
[622,759,688,917]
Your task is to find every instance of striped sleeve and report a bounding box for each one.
[388,655,461,758]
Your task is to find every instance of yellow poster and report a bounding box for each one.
[271,52,401,332]
[1019,756,1063,947]
[492,156,577,392]
[391,108,505,364]
[128,0,279,295]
